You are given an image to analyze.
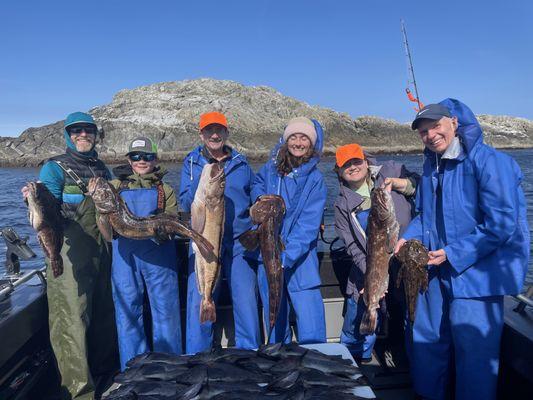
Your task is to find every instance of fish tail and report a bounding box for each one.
[200,298,216,324]
[360,308,378,335]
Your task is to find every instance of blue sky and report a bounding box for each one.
[1,0,532,136]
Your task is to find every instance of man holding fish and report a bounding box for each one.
[23,112,118,399]
[179,111,261,354]
[396,100,530,400]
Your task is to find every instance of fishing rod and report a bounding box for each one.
[401,19,424,111]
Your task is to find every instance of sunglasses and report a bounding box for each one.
[129,153,156,162]
[68,125,97,135]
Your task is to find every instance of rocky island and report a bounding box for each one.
[1,78,532,167]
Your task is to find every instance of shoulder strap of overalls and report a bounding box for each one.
[156,183,165,213]
[118,180,130,191]
[53,160,88,194]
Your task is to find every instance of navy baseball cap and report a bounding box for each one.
[411,104,452,130]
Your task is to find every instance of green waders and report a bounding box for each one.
[47,197,118,399]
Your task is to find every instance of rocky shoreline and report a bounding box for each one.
[1,79,532,167]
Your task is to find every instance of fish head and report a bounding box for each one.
[250,194,286,224]
[204,162,226,199]
[26,181,44,202]
[371,187,395,221]
[88,177,119,213]
[26,182,47,216]
[397,239,430,265]
[26,181,57,209]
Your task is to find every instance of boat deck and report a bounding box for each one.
[1,244,532,398]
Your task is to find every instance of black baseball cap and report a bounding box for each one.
[411,104,452,130]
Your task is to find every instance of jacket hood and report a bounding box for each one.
[63,111,98,156]
[271,119,324,158]
[269,119,324,175]
[189,145,247,166]
[424,98,482,157]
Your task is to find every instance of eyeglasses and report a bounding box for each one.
[68,125,97,135]
[129,153,156,162]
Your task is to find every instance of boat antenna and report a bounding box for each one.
[401,19,424,111]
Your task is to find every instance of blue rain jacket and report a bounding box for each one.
[252,120,327,292]
[403,98,529,298]
[112,187,182,369]
[179,147,255,257]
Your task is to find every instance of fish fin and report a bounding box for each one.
[421,275,429,293]
[191,232,216,262]
[37,233,50,258]
[50,256,64,278]
[359,309,378,335]
[239,229,259,251]
[395,265,404,288]
[96,213,114,242]
[385,227,397,254]
[38,232,64,278]
[190,200,206,234]
[200,297,216,323]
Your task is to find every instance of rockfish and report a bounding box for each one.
[87,177,215,261]
[360,187,399,335]
[26,182,64,277]
[240,194,286,338]
[395,239,429,324]
[190,163,225,323]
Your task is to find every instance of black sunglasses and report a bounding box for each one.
[129,153,156,162]
[68,125,97,135]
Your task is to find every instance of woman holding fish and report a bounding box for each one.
[109,136,182,370]
[179,112,261,354]
[333,143,418,361]
[251,116,327,344]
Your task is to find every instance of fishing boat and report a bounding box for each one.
[0,223,531,399]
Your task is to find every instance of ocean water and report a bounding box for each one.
[1,149,532,288]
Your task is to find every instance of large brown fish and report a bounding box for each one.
[360,187,399,335]
[190,163,225,323]
[240,194,286,337]
[395,239,429,324]
[26,182,64,277]
[87,177,215,262]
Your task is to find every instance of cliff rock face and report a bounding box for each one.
[1,79,532,166]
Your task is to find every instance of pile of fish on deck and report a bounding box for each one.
[104,343,369,400]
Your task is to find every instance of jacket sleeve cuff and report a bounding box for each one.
[401,177,417,197]
[444,245,471,274]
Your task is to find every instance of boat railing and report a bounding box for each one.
[514,285,533,313]
[0,226,45,301]
[0,266,47,301]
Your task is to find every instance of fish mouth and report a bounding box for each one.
[251,195,286,223]
[208,163,225,184]
[27,181,37,194]
[257,195,286,213]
